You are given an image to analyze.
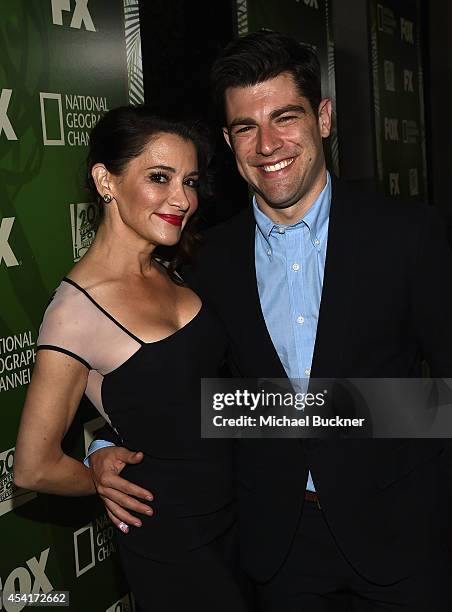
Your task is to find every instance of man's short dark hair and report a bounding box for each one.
[210,30,322,125]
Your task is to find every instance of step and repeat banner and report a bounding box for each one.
[0,1,143,610]
[369,0,427,200]
[235,0,339,177]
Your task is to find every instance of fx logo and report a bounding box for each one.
[389,173,400,196]
[403,69,414,92]
[0,217,19,267]
[0,89,18,141]
[51,0,96,31]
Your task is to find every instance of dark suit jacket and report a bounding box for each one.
[184,178,452,584]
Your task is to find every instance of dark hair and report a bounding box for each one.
[86,105,213,280]
[211,30,322,125]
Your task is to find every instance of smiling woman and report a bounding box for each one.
[13,105,250,611]
[92,131,198,251]
[86,106,213,279]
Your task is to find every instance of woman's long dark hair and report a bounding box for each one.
[86,105,213,281]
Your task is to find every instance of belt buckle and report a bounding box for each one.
[305,490,321,509]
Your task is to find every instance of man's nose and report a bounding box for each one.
[256,126,283,156]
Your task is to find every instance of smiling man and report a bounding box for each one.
[222,71,331,223]
[87,31,452,611]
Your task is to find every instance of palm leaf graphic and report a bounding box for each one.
[124,0,144,105]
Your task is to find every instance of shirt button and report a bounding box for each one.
[292,263,300,271]
[277,227,285,234]
[297,315,305,325]
[314,238,320,246]
[267,249,272,256]
[304,368,311,376]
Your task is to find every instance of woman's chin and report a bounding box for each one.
[152,233,182,248]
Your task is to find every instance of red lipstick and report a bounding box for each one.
[154,214,183,227]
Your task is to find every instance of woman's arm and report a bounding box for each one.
[13,349,96,496]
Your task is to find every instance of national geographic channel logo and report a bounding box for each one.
[388,170,418,197]
[1,88,108,146]
[39,92,109,146]
[105,594,136,612]
[0,447,37,519]
[377,4,396,35]
[70,202,99,262]
[73,513,116,578]
[409,168,419,196]
[0,331,36,393]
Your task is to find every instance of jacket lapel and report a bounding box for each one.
[229,207,287,379]
[310,178,358,378]
[209,178,358,380]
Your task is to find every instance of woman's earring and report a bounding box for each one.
[102,193,113,203]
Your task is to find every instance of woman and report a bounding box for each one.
[14,106,249,611]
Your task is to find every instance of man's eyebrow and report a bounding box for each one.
[270,104,307,119]
[228,104,307,129]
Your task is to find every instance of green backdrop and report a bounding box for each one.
[369,0,427,200]
[0,1,143,610]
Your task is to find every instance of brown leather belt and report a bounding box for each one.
[305,490,321,508]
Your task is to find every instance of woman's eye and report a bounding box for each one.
[150,173,168,184]
[184,178,199,189]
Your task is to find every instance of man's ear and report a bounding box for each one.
[91,163,113,198]
[223,127,232,150]
[318,98,332,138]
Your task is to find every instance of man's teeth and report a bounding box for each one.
[262,158,294,173]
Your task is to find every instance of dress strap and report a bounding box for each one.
[37,345,92,370]
[62,277,144,345]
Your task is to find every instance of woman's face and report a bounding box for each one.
[107,132,199,247]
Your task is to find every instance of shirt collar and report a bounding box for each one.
[253,171,332,248]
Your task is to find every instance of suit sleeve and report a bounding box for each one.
[82,422,123,466]
[411,206,452,377]
[92,423,123,445]
[411,207,452,503]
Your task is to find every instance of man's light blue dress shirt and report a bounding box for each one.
[254,172,331,491]
[86,173,332,494]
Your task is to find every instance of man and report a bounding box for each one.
[87,31,452,610]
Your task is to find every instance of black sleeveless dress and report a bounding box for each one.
[36,277,250,611]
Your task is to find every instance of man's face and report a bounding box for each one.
[223,72,331,221]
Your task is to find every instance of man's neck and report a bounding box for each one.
[256,171,329,225]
